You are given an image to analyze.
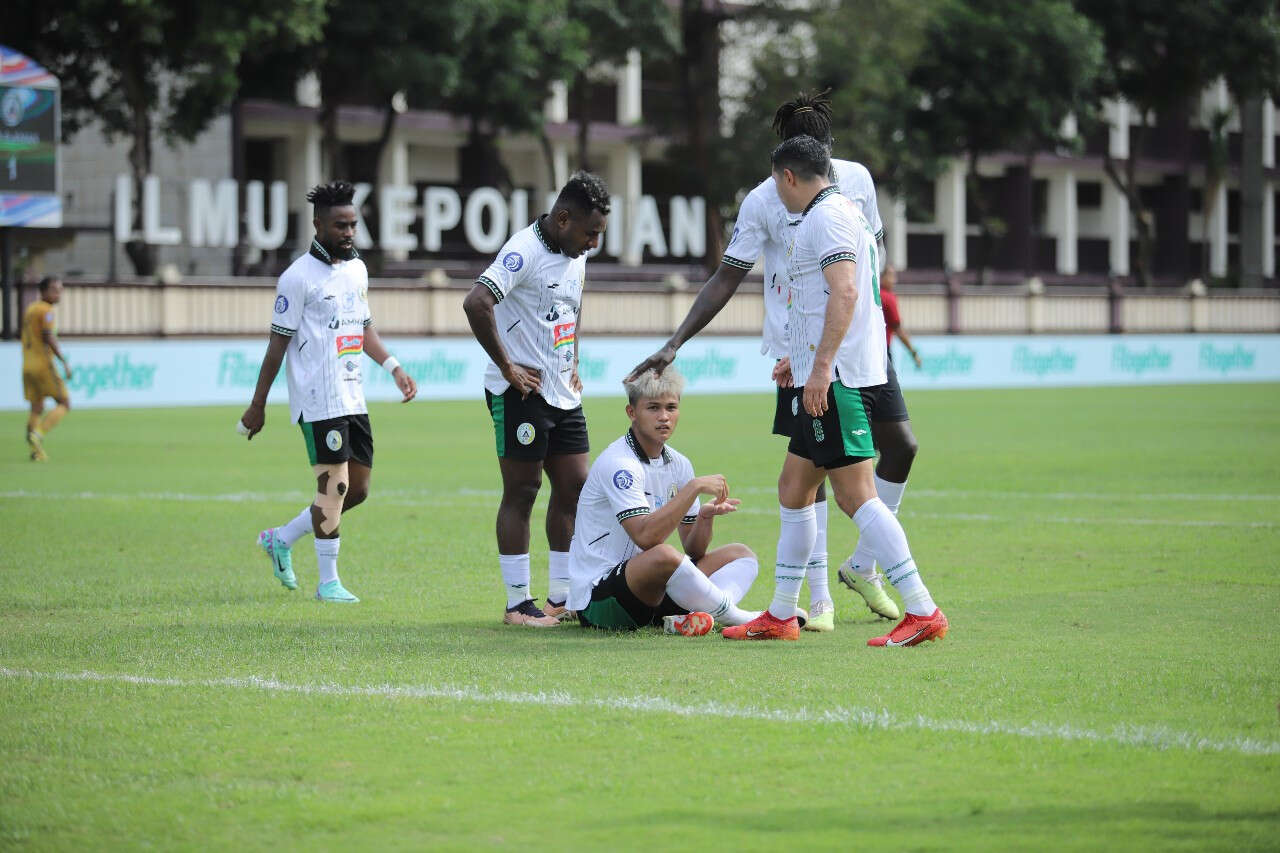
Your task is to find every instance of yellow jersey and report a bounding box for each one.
[21,300,56,372]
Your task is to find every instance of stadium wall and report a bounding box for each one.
[2,334,1277,411]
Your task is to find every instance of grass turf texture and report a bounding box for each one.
[2,384,1278,850]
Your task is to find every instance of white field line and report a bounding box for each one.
[1,666,1275,757]
[2,490,1274,529]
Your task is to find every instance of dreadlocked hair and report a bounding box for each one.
[307,181,356,214]
[556,171,611,217]
[773,90,834,144]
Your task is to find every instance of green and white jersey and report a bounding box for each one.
[476,217,587,410]
[568,431,699,612]
[270,241,372,423]
[784,186,887,390]
[722,157,884,360]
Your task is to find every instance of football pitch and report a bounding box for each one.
[2,383,1278,850]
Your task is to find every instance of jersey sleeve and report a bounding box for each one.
[603,459,650,522]
[863,173,884,245]
[677,456,699,523]
[476,235,529,303]
[271,270,306,336]
[815,203,864,272]
[722,190,766,270]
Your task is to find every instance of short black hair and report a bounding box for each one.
[307,181,356,216]
[771,135,831,181]
[38,275,60,295]
[773,90,834,145]
[555,171,611,218]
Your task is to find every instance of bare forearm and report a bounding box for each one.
[666,264,748,349]
[815,266,856,372]
[681,515,714,561]
[251,335,289,405]
[627,483,702,549]
[362,323,392,364]
[463,294,513,372]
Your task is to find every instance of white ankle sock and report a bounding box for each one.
[315,537,340,586]
[666,558,755,626]
[708,556,758,605]
[771,504,816,619]
[278,507,313,547]
[548,551,571,604]
[851,498,936,616]
[807,499,830,605]
[499,553,531,608]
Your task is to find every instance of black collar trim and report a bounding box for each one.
[533,216,561,254]
[309,239,360,264]
[803,185,841,216]
[625,429,671,465]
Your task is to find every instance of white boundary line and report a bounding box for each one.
[1,666,1276,757]
[1,489,1274,529]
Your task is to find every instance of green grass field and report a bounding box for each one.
[2,384,1278,850]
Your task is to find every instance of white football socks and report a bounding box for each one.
[279,507,314,547]
[851,497,936,616]
[499,553,531,608]
[666,558,755,626]
[770,504,816,619]
[807,499,831,605]
[547,550,571,605]
[315,537,340,586]
[847,475,907,580]
[708,556,758,605]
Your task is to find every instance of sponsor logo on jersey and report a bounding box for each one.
[503,252,524,272]
[613,469,635,490]
[516,422,535,445]
[851,428,867,436]
[335,334,363,357]
[343,291,355,310]
[325,429,343,451]
[554,322,576,349]
[274,295,289,314]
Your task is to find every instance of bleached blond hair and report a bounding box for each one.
[624,366,685,405]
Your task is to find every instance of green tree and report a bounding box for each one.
[444,0,590,190]
[15,0,325,275]
[909,0,1102,280]
[566,0,677,172]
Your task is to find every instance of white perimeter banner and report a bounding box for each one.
[1,334,1277,410]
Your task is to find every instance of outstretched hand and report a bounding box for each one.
[698,497,741,518]
[626,344,677,383]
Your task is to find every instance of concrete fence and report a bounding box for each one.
[16,276,1280,337]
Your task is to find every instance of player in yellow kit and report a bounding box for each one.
[21,276,71,461]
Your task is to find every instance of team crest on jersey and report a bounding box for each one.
[791,397,799,417]
[613,469,635,490]
[503,252,524,272]
[667,483,678,501]
[516,423,535,445]
[359,287,368,302]
[335,334,363,357]
[274,295,289,314]
[325,430,343,451]
[813,418,825,442]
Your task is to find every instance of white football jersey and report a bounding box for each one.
[722,157,883,360]
[476,217,588,410]
[785,186,887,390]
[270,241,372,423]
[568,432,699,612]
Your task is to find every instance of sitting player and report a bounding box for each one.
[568,367,762,635]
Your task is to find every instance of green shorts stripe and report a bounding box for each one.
[299,416,319,465]
[489,392,506,456]
[582,596,641,630]
[832,383,875,458]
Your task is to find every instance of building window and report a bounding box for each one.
[1077,180,1102,208]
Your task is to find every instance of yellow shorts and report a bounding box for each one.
[22,367,68,405]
